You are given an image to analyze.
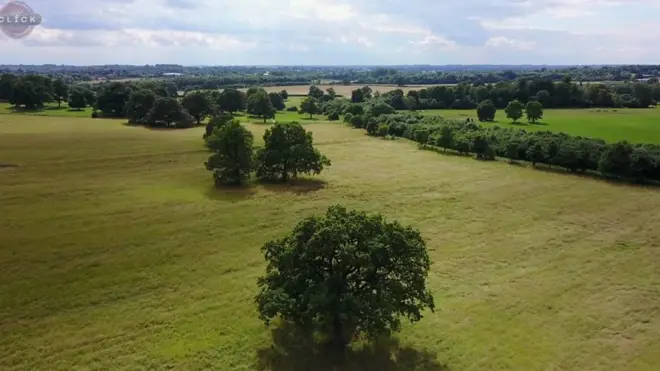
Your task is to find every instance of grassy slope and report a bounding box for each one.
[2,116,660,370]
[422,108,660,144]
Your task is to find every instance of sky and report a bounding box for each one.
[1,0,659,65]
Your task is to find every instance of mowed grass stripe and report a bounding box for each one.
[1,117,660,370]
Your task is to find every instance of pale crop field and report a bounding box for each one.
[1,115,660,370]
[239,84,445,97]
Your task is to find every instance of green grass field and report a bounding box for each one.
[2,115,660,370]
[0,102,93,118]
[423,108,660,144]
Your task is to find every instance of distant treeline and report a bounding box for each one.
[1,64,659,88]
[367,77,660,110]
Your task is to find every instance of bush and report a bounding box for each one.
[286,106,298,112]
[343,112,354,123]
[328,111,340,121]
[377,124,389,137]
[91,110,100,118]
[349,115,365,129]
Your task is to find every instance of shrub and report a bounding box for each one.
[91,110,100,118]
[286,106,298,112]
[328,111,340,121]
[349,115,365,129]
[377,124,389,137]
[343,112,354,123]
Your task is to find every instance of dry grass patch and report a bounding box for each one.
[1,116,660,370]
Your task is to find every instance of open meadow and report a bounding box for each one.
[2,114,660,370]
[423,107,660,144]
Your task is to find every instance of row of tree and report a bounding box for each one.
[340,110,660,183]
[204,117,330,185]
[352,78,660,110]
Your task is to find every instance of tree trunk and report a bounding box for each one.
[263,116,267,123]
[332,315,347,349]
[309,113,312,119]
[58,100,61,107]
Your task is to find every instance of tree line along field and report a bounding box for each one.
[2,114,660,370]
[3,98,660,144]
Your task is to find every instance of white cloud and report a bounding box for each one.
[485,36,536,50]
[410,34,456,49]
[3,0,660,64]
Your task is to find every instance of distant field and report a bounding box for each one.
[238,84,447,96]
[2,115,660,370]
[423,107,660,144]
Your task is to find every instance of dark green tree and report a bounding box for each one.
[204,112,234,139]
[205,119,255,186]
[308,85,324,100]
[10,80,50,109]
[182,91,214,125]
[505,99,524,123]
[476,99,497,122]
[147,97,194,128]
[0,73,18,101]
[598,141,633,177]
[126,89,158,124]
[504,139,520,163]
[67,87,88,110]
[525,101,543,123]
[256,122,330,182]
[52,78,69,107]
[435,126,454,151]
[269,92,286,111]
[83,88,96,107]
[216,88,247,113]
[97,82,134,117]
[299,96,321,119]
[255,205,435,347]
[527,142,546,166]
[247,90,276,123]
[280,90,289,100]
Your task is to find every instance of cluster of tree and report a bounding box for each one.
[204,118,330,186]
[364,77,660,111]
[345,112,660,183]
[256,204,435,348]
[476,99,543,123]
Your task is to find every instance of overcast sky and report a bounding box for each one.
[2,0,659,65]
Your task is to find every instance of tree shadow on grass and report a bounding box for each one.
[418,145,470,158]
[121,121,204,131]
[204,183,258,201]
[531,164,660,188]
[45,106,67,111]
[259,178,327,195]
[256,323,450,371]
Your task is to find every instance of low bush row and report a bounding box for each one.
[343,112,660,183]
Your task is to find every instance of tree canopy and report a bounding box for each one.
[205,119,255,186]
[256,205,435,347]
[256,122,330,181]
